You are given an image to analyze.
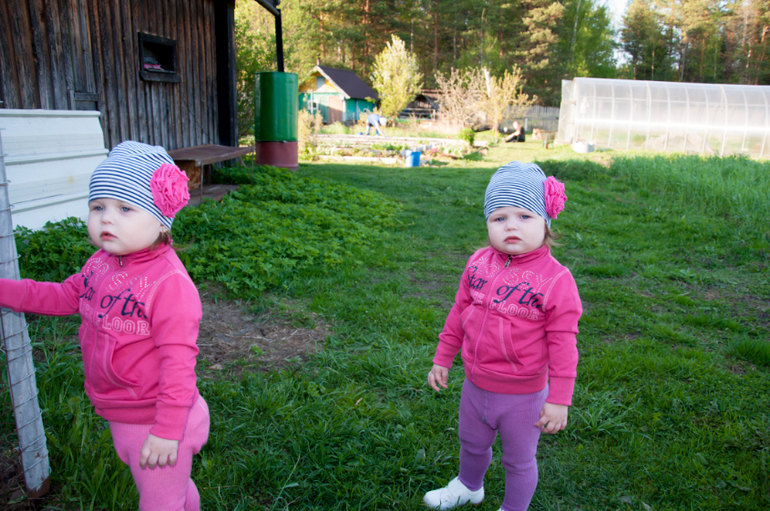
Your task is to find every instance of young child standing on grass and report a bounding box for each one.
[424,162,582,511]
[0,141,209,511]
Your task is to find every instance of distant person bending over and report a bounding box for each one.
[365,113,387,136]
[505,121,526,143]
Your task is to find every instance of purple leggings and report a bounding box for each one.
[458,379,547,511]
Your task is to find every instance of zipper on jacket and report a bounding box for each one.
[118,255,123,267]
[470,253,512,380]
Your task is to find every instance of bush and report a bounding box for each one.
[459,127,475,146]
[15,219,93,282]
[321,122,350,135]
[298,110,322,157]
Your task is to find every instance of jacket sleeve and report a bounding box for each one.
[433,255,475,368]
[0,275,82,316]
[543,270,582,406]
[147,271,202,441]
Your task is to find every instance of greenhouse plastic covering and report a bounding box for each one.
[556,78,770,158]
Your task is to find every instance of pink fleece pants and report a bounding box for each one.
[109,397,210,511]
[458,379,547,511]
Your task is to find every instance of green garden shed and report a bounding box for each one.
[299,65,379,124]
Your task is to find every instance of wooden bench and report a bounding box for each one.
[167,144,255,202]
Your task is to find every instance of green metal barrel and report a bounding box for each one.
[254,72,298,142]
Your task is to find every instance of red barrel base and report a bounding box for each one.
[255,141,298,171]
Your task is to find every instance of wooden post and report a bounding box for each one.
[0,131,51,498]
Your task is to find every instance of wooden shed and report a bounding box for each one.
[401,91,439,119]
[0,0,239,151]
[299,65,378,124]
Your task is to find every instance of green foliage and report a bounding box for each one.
[234,2,276,137]
[236,0,616,107]
[371,142,409,152]
[511,0,566,103]
[620,0,676,81]
[15,219,93,282]
[732,338,770,367]
[371,35,423,119]
[558,0,617,78]
[458,127,475,146]
[297,109,322,156]
[320,122,350,135]
[173,166,401,296]
[617,0,765,83]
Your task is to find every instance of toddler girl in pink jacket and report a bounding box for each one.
[424,162,582,511]
[0,141,209,510]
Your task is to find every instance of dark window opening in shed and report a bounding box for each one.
[138,33,181,83]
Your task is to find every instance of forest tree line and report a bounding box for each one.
[236,0,770,110]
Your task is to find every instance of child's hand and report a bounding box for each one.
[427,364,450,392]
[139,433,179,469]
[534,402,569,434]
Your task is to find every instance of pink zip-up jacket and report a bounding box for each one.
[433,244,582,405]
[0,244,201,440]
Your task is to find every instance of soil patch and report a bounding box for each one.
[0,448,32,511]
[196,294,331,377]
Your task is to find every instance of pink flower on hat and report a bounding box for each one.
[544,176,567,219]
[150,163,190,218]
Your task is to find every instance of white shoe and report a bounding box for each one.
[423,477,484,509]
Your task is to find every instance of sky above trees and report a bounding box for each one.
[605,0,629,27]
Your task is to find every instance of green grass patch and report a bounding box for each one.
[732,338,770,367]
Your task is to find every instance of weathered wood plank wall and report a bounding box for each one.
[0,0,222,150]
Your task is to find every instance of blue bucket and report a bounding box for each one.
[405,150,421,167]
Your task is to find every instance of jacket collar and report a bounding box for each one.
[101,244,170,268]
[489,244,550,265]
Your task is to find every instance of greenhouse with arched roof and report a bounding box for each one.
[556,77,770,158]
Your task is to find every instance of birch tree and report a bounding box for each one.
[371,35,423,119]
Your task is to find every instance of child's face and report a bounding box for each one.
[487,206,546,255]
[88,198,163,256]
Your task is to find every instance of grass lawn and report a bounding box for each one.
[3,139,769,510]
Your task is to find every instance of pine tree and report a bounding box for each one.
[511,0,565,104]
[621,0,676,81]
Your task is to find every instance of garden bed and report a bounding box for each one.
[311,134,485,164]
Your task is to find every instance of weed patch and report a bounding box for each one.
[175,166,401,296]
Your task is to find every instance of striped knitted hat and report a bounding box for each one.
[484,161,567,226]
[89,141,189,229]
